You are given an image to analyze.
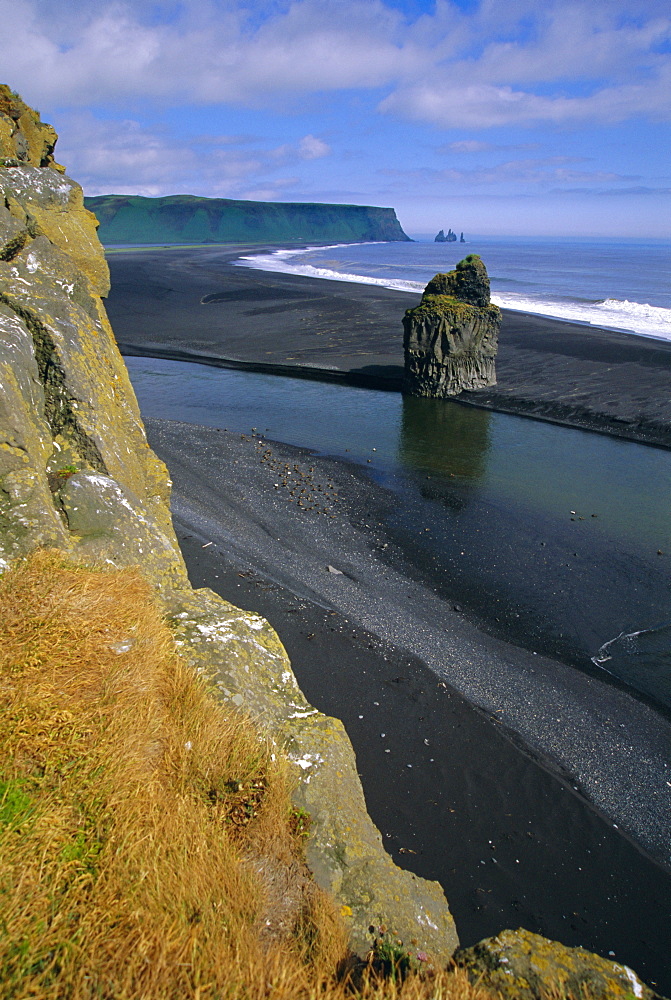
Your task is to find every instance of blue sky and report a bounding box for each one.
[2,0,669,235]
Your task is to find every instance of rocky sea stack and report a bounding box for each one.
[403,255,501,397]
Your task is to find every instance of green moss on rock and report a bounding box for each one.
[403,256,501,398]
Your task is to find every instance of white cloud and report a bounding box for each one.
[380,1,671,127]
[54,112,322,198]
[297,134,330,159]
[447,140,492,153]
[270,134,331,163]
[1,0,668,129]
[381,70,671,128]
[378,155,639,192]
[0,0,424,108]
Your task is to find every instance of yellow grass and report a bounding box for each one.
[0,549,495,1000]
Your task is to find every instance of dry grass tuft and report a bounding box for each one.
[0,549,495,1000]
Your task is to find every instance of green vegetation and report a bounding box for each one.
[84,194,411,245]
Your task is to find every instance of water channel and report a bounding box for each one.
[126,355,671,712]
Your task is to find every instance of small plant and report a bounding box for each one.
[47,465,78,493]
[368,928,414,983]
[290,805,312,839]
[0,778,34,831]
[57,464,78,478]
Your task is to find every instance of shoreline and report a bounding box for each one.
[118,340,671,450]
[104,242,671,451]
[144,416,671,994]
[104,242,671,988]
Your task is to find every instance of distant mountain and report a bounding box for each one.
[84,194,411,245]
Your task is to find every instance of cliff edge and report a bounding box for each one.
[0,84,456,964]
[85,193,411,245]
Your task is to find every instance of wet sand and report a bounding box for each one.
[105,243,671,449]
[145,417,671,993]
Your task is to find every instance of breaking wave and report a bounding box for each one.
[235,246,671,342]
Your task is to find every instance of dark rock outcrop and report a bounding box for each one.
[85,194,411,245]
[434,228,457,242]
[403,254,501,397]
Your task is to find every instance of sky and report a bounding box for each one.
[2,0,670,236]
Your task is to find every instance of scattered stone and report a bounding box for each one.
[327,565,344,575]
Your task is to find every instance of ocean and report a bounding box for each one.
[235,236,671,342]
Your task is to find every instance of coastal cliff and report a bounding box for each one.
[85,193,411,245]
[0,84,456,967]
[0,87,662,999]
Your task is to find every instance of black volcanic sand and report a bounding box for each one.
[145,418,671,994]
[105,243,671,448]
[106,244,671,988]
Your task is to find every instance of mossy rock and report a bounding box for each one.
[403,256,500,397]
[454,928,664,1000]
[166,585,459,963]
[0,84,64,171]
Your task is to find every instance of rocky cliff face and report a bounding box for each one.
[403,255,501,397]
[0,86,456,963]
[85,193,411,245]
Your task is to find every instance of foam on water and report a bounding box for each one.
[236,244,671,342]
[236,246,425,295]
[492,292,671,342]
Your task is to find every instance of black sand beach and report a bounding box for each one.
[106,243,671,449]
[144,417,671,993]
[105,245,671,990]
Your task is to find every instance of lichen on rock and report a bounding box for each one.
[166,585,459,963]
[454,928,664,1000]
[0,85,63,172]
[403,254,501,397]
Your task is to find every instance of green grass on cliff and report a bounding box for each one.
[84,194,411,246]
[0,549,495,1000]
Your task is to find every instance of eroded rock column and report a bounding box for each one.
[403,254,501,397]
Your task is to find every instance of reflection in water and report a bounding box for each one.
[399,396,491,481]
[126,356,671,709]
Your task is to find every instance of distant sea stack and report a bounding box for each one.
[434,229,465,243]
[84,194,411,245]
[403,254,501,397]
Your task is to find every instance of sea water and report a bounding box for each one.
[235,236,671,341]
[126,356,671,711]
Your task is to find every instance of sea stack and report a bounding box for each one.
[403,254,501,397]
